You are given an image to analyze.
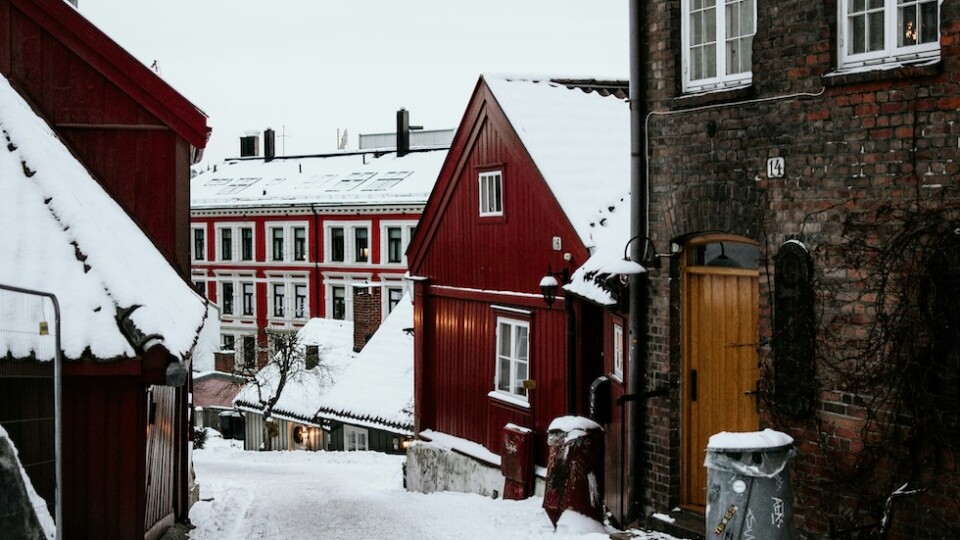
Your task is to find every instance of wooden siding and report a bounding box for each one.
[144,385,178,534]
[61,375,146,540]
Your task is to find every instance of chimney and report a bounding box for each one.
[239,133,260,157]
[214,351,235,373]
[264,128,276,161]
[352,285,383,352]
[396,108,410,157]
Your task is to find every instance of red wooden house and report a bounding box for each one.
[0,0,209,538]
[405,75,634,501]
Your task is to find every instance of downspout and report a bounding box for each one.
[310,204,321,318]
[627,0,649,524]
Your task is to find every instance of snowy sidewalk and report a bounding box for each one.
[187,435,683,540]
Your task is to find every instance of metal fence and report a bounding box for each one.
[0,284,61,539]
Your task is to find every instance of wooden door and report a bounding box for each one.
[681,240,760,511]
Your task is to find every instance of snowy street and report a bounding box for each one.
[187,435,681,540]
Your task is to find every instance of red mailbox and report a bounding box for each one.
[502,423,535,500]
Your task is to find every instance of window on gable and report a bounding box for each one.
[479,171,503,217]
[682,0,756,92]
[495,317,529,401]
[839,0,939,69]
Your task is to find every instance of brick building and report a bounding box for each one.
[627,0,960,537]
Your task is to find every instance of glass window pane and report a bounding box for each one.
[691,13,703,46]
[868,11,885,51]
[499,323,511,355]
[516,326,528,360]
[742,0,755,34]
[851,15,866,54]
[705,7,717,42]
[498,358,511,392]
[852,0,865,12]
[705,44,717,77]
[920,2,938,44]
[726,3,739,37]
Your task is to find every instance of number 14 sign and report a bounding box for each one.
[767,157,785,178]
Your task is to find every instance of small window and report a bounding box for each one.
[613,323,624,380]
[295,285,308,319]
[345,425,369,451]
[242,282,255,316]
[273,283,285,317]
[355,228,369,262]
[221,282,234,315]
[272,228,284,261]
[193,228,205,261]
[221,334,235,352]
[387,287,403,314]
[220,228,233,261]
[479,171,503,217]
[331,228,345,262]
[839,0,939,69]
[332,286,346,320]
[682,0,756,92]
[495,317,529,400]
[240,336,256,369]
[241,227,254,261]
[294,227,307,261]
[387,227,403,263]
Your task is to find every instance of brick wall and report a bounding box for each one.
[639,0,960,536]
[353,286,382,352]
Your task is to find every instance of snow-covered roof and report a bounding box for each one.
[314,294,415,433]
[190,149,447,210]
[483,75,637,306]
[0,75,207,362]
[233,318,357,421]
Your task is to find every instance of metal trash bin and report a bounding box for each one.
[705,429,796,539]
[230,412,245,441]
[218,411,234,439]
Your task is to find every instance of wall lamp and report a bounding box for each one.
[539,267,570,308]
[623,235,669,269]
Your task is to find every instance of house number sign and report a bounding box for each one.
[767,157,785,178]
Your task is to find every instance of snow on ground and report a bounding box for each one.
[189,432,682,540]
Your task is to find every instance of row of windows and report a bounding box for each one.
[200,278,407,322]
[193,223,416,265]
[681,0,940,92]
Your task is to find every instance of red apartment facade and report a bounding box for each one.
[191,122,449,363]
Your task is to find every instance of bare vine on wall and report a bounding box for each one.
[790,196,960,531]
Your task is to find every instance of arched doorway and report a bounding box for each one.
[680,234,761,511]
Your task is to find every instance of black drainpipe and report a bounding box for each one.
[627,0,650,525]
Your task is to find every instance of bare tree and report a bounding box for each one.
[236,329,334,450]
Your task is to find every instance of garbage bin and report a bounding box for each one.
[542,416,604,528]
[705,429,796,539]
[230,412,245,441]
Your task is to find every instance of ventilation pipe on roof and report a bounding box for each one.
[397,109,410,157]
[264,128,276,162]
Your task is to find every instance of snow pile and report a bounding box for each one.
[707,428,794,450]
[549,415,602,443]
[314,294,415,432]
[0,74,207,362]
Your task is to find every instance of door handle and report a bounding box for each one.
[690,369,698,402]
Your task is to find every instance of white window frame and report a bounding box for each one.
[220,281,235,316]
[241,281,256,317]
[266,273,310,325]
[239,226,255,262]
[478,170,503,217]
[681,0,756,92]
[380,220,417,266]
[267,221,310,263]
[192,225,206,262]
[493,317,530,404]
[323,274,370,322]
[838,0,940,70]
[613,323,624,381]
[324,221,373,265]
[344,425,368,451]
[214,222,256,263]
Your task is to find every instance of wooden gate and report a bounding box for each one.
[681,237,760,511]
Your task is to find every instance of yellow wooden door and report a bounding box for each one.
[681,261,760,510]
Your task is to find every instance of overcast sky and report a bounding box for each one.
[78,1,628,165]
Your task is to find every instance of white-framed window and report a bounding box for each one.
[613,323,624,380]
[220,281,235,315]
[379,220,418,266]
[331,286,346,320]
[838,0,939,70]
[266,273,309,323]
[323,274,370,322]
[266,221,310,263]
[241,281,255,317]
[479,171,503,217]
[344,425,369,451]
[221,333,236,352]
[220,330,257,370]
[324,222,373,264]
[215,222,256,263]
[494,317,529,402]
[681,0,756,92]
[386,287,404,315]
[192,226,206,261]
